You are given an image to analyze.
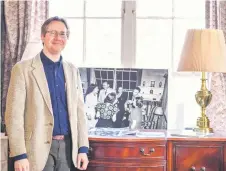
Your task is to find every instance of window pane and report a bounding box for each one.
[136,19,172,69]
[85,19,121,67]
[124,81,129,89]
[117,72,122,79]
[62,19,83,66]
[174,0,205,18]
[173,19,205,71]
[108,71,114,78]
[123,72,129,80]
[117,81,122,87]
[49,0,84,17]
[86,0,122,17]
[101,71,107,79]
[130,72,137,80]
[136,0,172,17]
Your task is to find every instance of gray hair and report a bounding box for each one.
[41,16,70,38]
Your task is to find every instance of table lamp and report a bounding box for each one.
[177,29,226,133]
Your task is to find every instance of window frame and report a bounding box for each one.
[49,0,206,74]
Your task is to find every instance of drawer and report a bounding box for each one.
[175,145,223,171]
[87,161,166,171]
[89,142,166,161]
[87,166,165,171]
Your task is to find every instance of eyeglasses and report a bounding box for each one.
[46,30,69,39]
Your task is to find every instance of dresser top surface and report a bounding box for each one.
[88,129,226,142]
[2,129,226,142]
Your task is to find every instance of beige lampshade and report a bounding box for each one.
[177,29,226,72]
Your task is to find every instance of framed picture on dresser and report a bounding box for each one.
[79,67,168,130]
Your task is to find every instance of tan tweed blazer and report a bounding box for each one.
[5,53,89,171]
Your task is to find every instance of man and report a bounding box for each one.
[5,16,89,171]
[124,87,144,129]
[98,81,114,103]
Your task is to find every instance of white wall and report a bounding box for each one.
[22,42,43,60]
[168,73,202,129]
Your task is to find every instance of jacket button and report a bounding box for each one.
[45,141,50,144]
[49,123,53,126]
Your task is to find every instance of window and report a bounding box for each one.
[136,0,205,70]
[93,68,139,99]
[94,68,115,88]
[116,69,138,91]
[49,0,122,67]
[50,0,205,70]
[94,68,138,90]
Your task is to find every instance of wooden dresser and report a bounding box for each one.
[1,135,8,171]
[167,134,226,171]
[85,131,226,171]
[2,131,226,171]
[87,137,167,171]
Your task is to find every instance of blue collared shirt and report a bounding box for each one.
[40,51,70,136]
[13,51,88,161]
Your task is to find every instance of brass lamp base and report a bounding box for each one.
[193,116,213,133]
[193,127,213,133]
[194,72,213,133]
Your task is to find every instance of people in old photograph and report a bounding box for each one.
[98,81,114,103]
[80,68,168,130]
[124,87,144,129]
[85,84,99,128]
[114,86,127,128]
[95,92,119,128]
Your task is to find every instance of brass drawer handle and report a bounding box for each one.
[140,148,155,156]
[140,148,150,156]
[191,166,196,171]
[150,148,155,153]
[200,167,206,171]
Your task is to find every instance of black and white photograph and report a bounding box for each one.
[79,68,168,130]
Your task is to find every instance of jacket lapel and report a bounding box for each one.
[62,61,73,118]
[31,54,53,115]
